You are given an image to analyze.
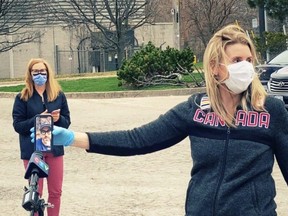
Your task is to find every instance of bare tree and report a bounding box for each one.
[45,0,160,66]
[182,0,238,48]
[180,0,257,60]
[0,0,46,52]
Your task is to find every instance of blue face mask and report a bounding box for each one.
[32,74,47,86]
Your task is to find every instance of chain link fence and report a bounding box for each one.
[55,47,139,75]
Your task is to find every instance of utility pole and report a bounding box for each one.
[258,4,266,61]
[172,0,180,50]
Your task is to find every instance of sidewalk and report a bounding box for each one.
[0,80,24,87]
[0,88,206,99]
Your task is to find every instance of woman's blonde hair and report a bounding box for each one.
[20,58,62,101]
[203,24,267,127]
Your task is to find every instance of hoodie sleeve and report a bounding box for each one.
[86,96,196,156]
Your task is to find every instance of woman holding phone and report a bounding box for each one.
[12,58,71,216]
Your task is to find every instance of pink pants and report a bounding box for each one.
[24,153,63,216]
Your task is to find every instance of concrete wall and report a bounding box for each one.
[0,23,175,79]
[0,26,83,78]
[135,23,174,49]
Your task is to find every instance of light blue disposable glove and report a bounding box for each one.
[30,126,75,147]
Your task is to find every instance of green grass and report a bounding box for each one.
[0,72,204,92]
[59,77,126,92]
[0,85,25,92]
[59,76,198,92]
[194,62,203,68]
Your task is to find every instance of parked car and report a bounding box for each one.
[267,66,288,110]
[256,50,288,86]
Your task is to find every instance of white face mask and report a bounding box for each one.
[222,61,255,94]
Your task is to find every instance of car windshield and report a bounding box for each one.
[269,50,288,64]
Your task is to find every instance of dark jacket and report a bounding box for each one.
[12,90,71,160]
[86,93,288,215]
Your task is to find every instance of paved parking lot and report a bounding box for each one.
[1,95,287,215]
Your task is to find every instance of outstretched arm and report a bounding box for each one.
[31,98,193,156]
[52,126,90,149]
[71,132,89,150]
[31,126,90,150]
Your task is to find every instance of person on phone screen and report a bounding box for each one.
[32,24,288,215]
[36,124,52,151]
[12,58,71,216]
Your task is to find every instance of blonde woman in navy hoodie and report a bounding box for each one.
[34,25,287,215]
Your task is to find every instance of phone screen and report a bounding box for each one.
[34,115,53,152]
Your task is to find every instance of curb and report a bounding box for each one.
[0,88,206,99]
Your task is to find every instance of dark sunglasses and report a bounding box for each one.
[31,69,47,76]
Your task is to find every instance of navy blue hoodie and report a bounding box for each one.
[86,93,288,215]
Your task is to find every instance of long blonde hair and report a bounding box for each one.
[20,58,62,101]
[203,24,267,127]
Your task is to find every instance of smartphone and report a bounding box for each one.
[34,114,53,152]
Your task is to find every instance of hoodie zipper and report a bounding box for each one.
[212,127,230,215]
